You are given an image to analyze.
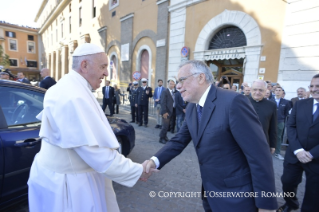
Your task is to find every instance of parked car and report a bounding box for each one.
[0,79,135,209]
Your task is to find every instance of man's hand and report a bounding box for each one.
[145,159,156,174]
[155,99,159,102]
[146,89,149,94]
[135,104,137,107]
[270,148,275,154]
[258,209,275,212]
[162,113,169,119]
[296,150,312,163]
[183,109,186,113]
[139,160,159,182]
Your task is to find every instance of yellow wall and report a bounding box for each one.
[185,0,287,82]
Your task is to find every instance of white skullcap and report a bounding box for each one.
[73,43,104,56]
[141,78,147,82]
[133,81,138,85]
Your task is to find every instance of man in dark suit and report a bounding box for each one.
[278,74,319,212]
[17,72,31,84]
[290,87,306,107]
[39,68,56,89]
[249,79,277,154]
[271,87,291,160]
[102,80,114,116]
[175,89,186,133]
[145,60,277,212]
[158,79,176,144]
[136,78,152,127]
[153,79,165,129]
[129,81,139,123]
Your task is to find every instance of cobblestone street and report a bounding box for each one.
[6,105,305,212]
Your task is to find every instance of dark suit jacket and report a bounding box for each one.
[175,91,186,116]
[136,86,153,106]
[249,97,277,148]
[153,86,165,107]
[102,86,114,100]
[21,78,31,84]
[40,77,56,89]
[270,98,291,122]
[160,89,174,116]
[154,86,277,211]
[286,98,319,173]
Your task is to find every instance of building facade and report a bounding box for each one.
[0,22,39,80]
[35,0,319,99]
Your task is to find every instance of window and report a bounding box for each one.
[6,31,16,38]
[209,27,247,50]
[9,39,18,51]
[69,3,71,12]
[79,7,82,27]
[112,11,116,17]
[0,86,44,126]
[27,41,36,53]
[109,0,119,10]
[9,59,18,67]
[26,60,37,68]
[69,17,72,33]
[92,0,96,18]
[28,35,34,41]
[56,29,58,42]
[51,33,53,45]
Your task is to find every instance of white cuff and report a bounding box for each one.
[150,156,160,169]
[294,148,305,155]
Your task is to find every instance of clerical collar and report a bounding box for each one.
[70,70,93,90]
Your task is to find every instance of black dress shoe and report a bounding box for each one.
[159,125,162,129]
[129,121,135,123]
[159,138,167,144]
[164,136,169,141]
[277,204,298,212]
[155,125,160,128]
[138,124,142,126]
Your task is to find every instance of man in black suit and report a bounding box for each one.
[39,68,56,89]
[17,72,30,84]
[136,78,152,127]
[145,60,277,212]
[102,80,114,116]
[277,74,319,212]
[158,79,176,144]
[271,87,291,160]
[290,87,306,107]
[175,89,186,133]
[129,81,139,123]
[249,79,277,154]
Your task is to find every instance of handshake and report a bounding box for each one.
[139,159,159,182]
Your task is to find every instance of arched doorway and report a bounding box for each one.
[140,50,149,79]
[206,26,246,85]
[110,55,117,81]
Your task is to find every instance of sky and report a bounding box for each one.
[0,0,44,28]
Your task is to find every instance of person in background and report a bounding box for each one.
[129,81,139,123]
[291,87,306,107]
[136,78,153,127]
[113,84,124,114]
[175,90,186,133]
[0,72,10,80]
[39,68,56,89]
[102,80,115,116]
[17,72,30,84]
[222,84,230,90]
[153,79,165,129]
[243,86,251,97]
[265,90,271,100]
[231,84,237,92]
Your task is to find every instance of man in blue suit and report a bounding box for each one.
[145,60,277,212]
[153,79,165,129]
[39,68,56,89]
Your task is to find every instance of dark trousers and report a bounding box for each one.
[159,116,171,138]
[281,160,319,211]
[138,105,148,125]
[113,104,119,114]
[102,98,114,115]
[131,106,138,122]
[169,108,176,132]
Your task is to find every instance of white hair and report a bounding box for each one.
[252,79,267,89]
[72,55,95,71]
[178,60,214,84]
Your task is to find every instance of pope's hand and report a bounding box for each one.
[139,160,158,182]
[162,113,169,119]
[296,150,312,163]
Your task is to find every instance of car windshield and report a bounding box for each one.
[0,86,44,127]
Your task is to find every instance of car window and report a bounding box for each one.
[0,86,44,127]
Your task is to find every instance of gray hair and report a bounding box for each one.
[296,87,306,92]
[178,60,214,84]
[72,55,95,71]
[252,79,267,89]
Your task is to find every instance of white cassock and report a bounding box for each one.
[28,70,143,212]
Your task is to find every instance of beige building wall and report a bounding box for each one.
[184,0,286,82]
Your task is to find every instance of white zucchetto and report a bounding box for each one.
[73,43,104,56]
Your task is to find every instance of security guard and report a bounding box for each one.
[130,81,139,123]
[136,78,153,127]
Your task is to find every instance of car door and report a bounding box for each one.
[0,85,43,204]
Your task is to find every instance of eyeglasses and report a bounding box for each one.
[309,85,319,89]
[142,81,147,83]
[177,73,200,85]
[223,88,229,89]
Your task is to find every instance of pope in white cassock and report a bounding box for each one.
[28,43,152,212]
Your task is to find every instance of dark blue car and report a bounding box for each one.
[0,79,135,209]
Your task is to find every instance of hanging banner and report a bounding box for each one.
[204,47,245,60]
